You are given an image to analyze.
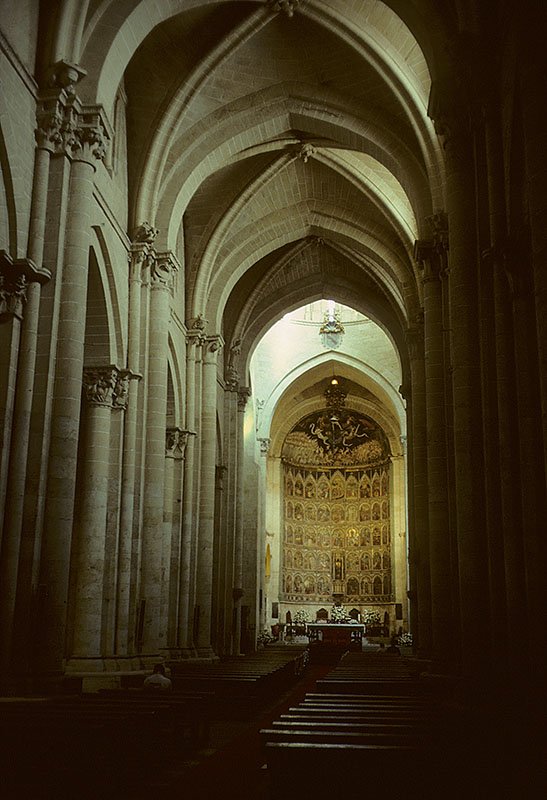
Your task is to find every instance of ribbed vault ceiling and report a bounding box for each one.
[48,0,458,394]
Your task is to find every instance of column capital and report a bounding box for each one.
[165,427,195,459]
[150,250,179,292]
[203,334,224,362]
[82,365,119,407]
[258,437,271,456]
[0,251,51,320]
[128,223,159,276]
[405,323,424,361]
[225,337,242,391]
[185,314,207,345]
[112,369,139,410]
[238,386,252,411]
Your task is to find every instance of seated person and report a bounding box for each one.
[386,636,401,655]
[143,662,172,690]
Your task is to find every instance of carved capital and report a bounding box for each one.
[405,325,424,361]
[36,97,111,164]
[414,239,443,284]
[427,79,471,161]
[225,337,242,390]
[237,386,252,411]
[82,365,118,407]
[150,251,178,291]
[203,334,224,362]
[0,252,50,320]
[258,437,271,456]
[185,314,207,343]
[0,271,27,321]
[112,369,137,410]
[165,427,194,459]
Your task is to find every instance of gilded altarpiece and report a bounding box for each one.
[281,407,392,606]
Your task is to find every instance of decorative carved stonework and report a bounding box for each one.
[405,326,424,362]
[225,337,242,390]
[151,251,178,291]
[35,95,110,164]
[112,370,135,410]
[0,272,27,320]
[165,428,193,459]
[258,437,271,456]
[237,386,252,411]
[82,366,118,406]
[186,315,207,344]
[45,60,87,94]
[0,251,50,320]
[204,335,223,359]
[298,142,316,163]
[132,222,158,244]
[269,0,300,17]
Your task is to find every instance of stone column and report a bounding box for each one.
[115,230,154,655]
[0,256,48,685]
[222,382,238,655]
[178,318,203,656]
[195,334,223,657]
[36,104,110,681]
[390,450,408,632]
[140,252,178,656]
[415,222,454,671]
[405,322,431,658]
[429,81,490,687]
[68,366,121,667]
[164,427,189,653]
[483,110,528,679]
[233,386,251,654]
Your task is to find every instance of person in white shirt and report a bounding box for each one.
[143,662,172,691]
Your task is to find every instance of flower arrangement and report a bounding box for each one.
[398,632,413,646]
[330,604,351,623]
[293,609,310,625]
[362,609,381,625]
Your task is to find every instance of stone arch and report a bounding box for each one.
[0,122,17,254]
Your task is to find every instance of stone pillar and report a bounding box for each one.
[195,334,223,657]
[140,252,178,656]
[0,261,26,533]
[390,450,408,632]
[222,382,238,655]
[164,427,189,653]
[234,386,251,654]
[36,104,109,681]
[415,222,454,671]
[68,366,120,666]
[406,321,431,658]
[115,231,154,655]
[429,81,490,687]
[483,109,528,681]
[0,255,48,685]
[179,318,203,656]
